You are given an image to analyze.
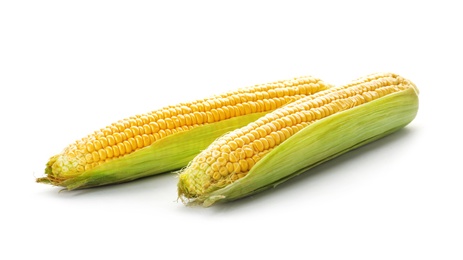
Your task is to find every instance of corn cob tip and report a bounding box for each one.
[177,168,200,203]
[177,162,224,205]
[177,169,233,206]
[36,154,64,186]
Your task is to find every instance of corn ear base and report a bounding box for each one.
[181,87,419,206]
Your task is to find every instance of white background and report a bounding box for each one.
[1,1,462,259]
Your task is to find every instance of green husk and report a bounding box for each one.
[38,112,267,190]
[188,87,419,206]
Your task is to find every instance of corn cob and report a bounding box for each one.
[37,76,331,190]
[177,72,419,206]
